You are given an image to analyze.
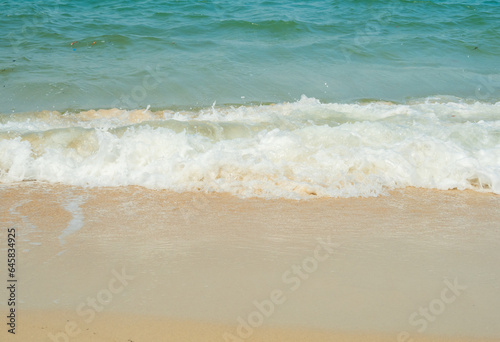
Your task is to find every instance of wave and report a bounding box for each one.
[1,96,499,199]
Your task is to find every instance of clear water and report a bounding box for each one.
[1,0,499,198]
[1,0,499,111]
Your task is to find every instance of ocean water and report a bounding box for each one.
[1,0,499,198]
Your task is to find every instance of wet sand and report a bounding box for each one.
[1,183,500,341]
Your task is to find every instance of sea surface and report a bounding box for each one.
[1,0,499,198]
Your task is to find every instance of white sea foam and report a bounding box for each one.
[1,96,499,199]
[58,195,86,245]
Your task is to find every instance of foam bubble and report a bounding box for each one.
[1,96,499,198]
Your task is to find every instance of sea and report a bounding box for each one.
[1,0,499,199]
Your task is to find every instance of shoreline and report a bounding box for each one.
[1,183,500,341]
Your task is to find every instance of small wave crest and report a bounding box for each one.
[1,96,499,199]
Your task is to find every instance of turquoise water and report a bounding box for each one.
[1,1,500,198]
[1,0,499,112]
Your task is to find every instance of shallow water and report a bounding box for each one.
[1,0,499,112]
[1,1,499,198]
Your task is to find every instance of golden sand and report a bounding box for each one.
[6,311,500,342]
[1,183,500,341]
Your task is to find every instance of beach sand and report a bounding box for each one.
[1,183,500,341]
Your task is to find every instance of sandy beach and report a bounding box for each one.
[3,0,500,340]
[1,183,500,341]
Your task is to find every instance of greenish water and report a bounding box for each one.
[1,1,500,198]
[1,0,499,112]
